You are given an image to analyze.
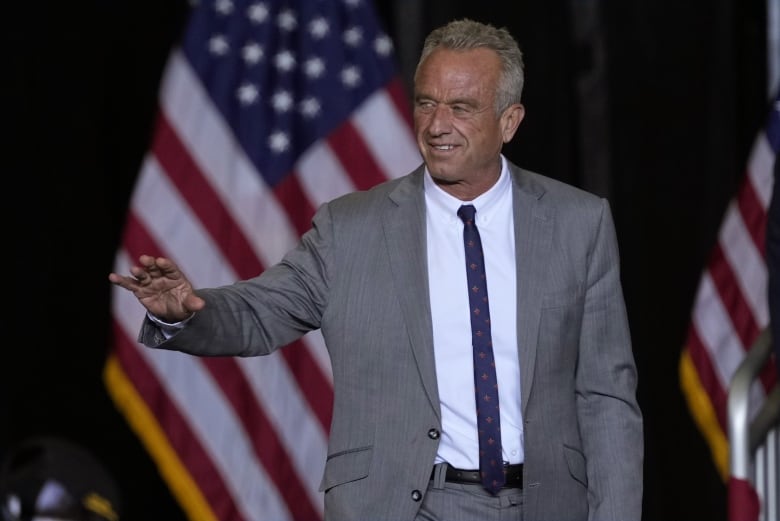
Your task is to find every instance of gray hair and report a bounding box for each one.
[414,18,525,114]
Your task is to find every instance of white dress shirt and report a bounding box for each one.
[425,155,524,468]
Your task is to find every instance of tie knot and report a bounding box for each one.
[458,204,477,224]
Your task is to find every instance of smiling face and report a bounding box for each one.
[413,47,524,200]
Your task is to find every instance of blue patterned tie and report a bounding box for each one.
[457,204,505,495]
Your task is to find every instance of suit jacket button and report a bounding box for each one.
[427,428,440,440]
[411,490,422,502]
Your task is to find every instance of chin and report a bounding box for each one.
[429,171,460,185]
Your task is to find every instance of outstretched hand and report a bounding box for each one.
[108,255,205,322]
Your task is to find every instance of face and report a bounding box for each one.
[414,47,524,200]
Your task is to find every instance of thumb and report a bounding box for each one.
[183,292,206,313]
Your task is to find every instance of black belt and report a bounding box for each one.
[431,464,523,489]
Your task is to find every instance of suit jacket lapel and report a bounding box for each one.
[510,165,552,413]
[383,168,441,420]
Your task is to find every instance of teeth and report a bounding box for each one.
[434,145,453,150]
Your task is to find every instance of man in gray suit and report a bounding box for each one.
[110,18,643,521]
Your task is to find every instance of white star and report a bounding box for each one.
[271,90,294,112]
[214,0,233,15]
[299,97,321,118]
[278,9,297,31]
[303,57,326,79]
[374,34,393,56]
[242,42,264,65]
[308,17,330,39]
[237,83,259,105]
[343,26,363,47]
[341,65,361,88]
[274,50,296,72]
[247,2,269,23]
[208,34,230,55]
[268,131,290,153]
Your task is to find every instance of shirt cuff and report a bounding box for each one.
[146,312,195,339]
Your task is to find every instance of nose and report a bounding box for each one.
[426,105,452,136]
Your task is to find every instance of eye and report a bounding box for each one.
[415,100,436,113]
[451,104,472,116]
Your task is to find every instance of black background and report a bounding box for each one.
[2,1,771,520]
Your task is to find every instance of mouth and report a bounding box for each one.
[428,143,457,153]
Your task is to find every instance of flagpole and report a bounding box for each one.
[769,0,780,97]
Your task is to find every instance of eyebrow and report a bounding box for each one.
[414,94,480,108]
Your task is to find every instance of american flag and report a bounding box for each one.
[679,91,780,519]
[104,1,420,519]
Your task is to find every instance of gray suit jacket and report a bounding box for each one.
[142,161,643,521]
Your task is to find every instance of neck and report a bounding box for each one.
[432,165,502,201]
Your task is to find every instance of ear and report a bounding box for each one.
[500,103,525,143]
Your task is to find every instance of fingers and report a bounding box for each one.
[129,265,149,281]
[137,256,182,279]
[134,256,178,277]
[108,255,200,322]
[108,255,181,289]
[138,255,163,275]
[107,272,140,291]
[138,254,157,267]
[154,257,182,277]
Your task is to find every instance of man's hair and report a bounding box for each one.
[415,18,525,114]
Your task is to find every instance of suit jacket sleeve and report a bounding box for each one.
[577,198,643,520]
[138,202,336,356]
